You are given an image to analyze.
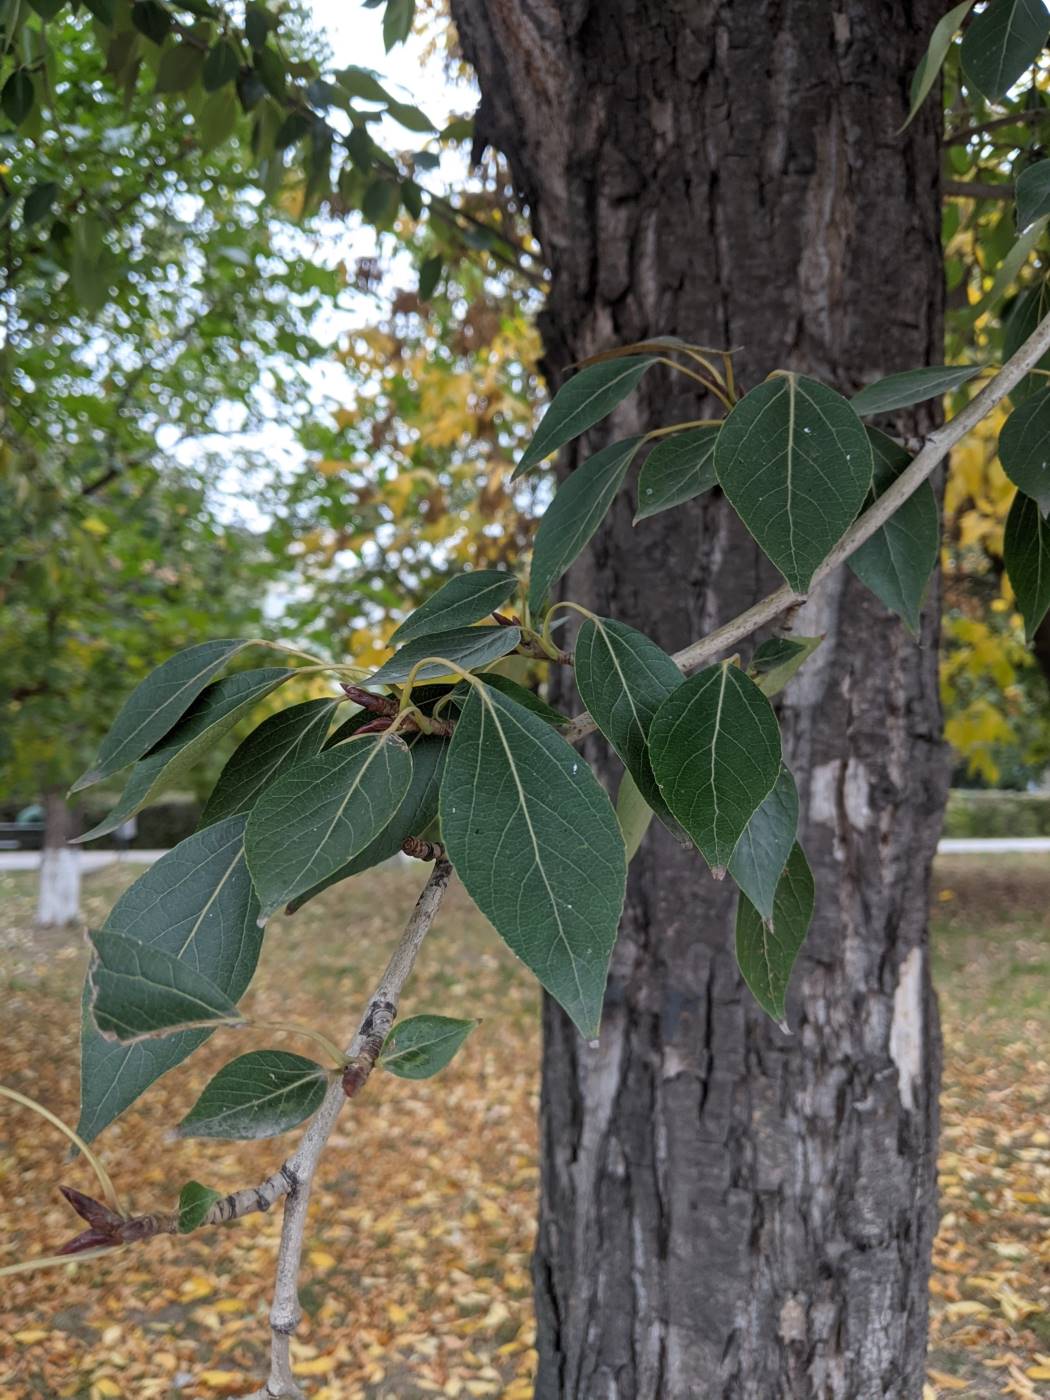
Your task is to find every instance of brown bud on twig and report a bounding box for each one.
[340,684,398,716]
[402,834,446,862]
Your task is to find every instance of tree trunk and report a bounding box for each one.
[36,787,82,927]
[450,3,950,1396]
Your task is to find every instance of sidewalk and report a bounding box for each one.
[0,850,169,872]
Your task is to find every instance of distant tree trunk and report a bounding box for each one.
[36,787,81,927]
[451,3,950,1396]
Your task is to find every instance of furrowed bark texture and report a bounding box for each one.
[450,3,949,1397]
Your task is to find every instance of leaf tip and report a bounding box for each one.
[710,864,727,881]
[69,769,100,795]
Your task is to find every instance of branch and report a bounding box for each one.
[944,108,1050,145]
[943,178,1014,201]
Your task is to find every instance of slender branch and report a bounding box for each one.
[944,108,1050,145]
[943,178,1014,201]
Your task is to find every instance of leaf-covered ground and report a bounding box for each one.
[0,855,1046,1399]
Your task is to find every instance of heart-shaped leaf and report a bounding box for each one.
[89,929,242,1041]
[748,635,823,698]
[380,1015,477,1078]
[850,363,982,416]
[735,842,814,1026]
[1004,490,1050,640]
[177,1181,223,1233]
[727,766,799,921]
[634,426,719,522]
[999,387,1050,514]
[178,1050,329,1140]
[368,625,521,686]
[960,0,1049,100]
[515,358,653,478]
[390,571,519,644]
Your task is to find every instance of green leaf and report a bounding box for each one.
[89,928,242,1041]
[649,663,782,873]
[735,843,814,1026]
[634,426,719,522]
[999,386,1050,513]
[475,674,565,726]
[515,359,653,478]
[390,571,518,645]
[367,625,521,686]
[960,0,1048,100]
[440,684,626,1037]
[727,766,799,921]
[418,253,442,300]
[2,70,35,126]
[748,635,823,698]
[527,437,643,613]
[77,669,292,842]
[615,770,653,863]
[715,374,872,592]
[154,40,204,93]
[178,1050,329,1139]
[199,698,340,827]
[72,638,256,792]
[82,0,115,20]
[177,1181,223,1233]
[131,0,172,44]
[573,615,683,832]
[1003,490,1050,640]
[22,180,57,226]
[902,0,975,128]
[199,85,238,151]
[245,734,414,922]
[386,99,433,132]
[850,364,982,416]
[77,815,263,1143]
[1017,159,1050,232]
[203,39,240,90]
[847,430,939,634]
[380,1015,477,1078]
[28,0,66,16]
[383,0,414,50]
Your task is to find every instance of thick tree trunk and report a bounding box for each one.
[36,787,81,927]
[452,3,951,1397]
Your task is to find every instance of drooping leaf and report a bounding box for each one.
[367,625,522,686]
[514,359,653,478]
[727,766,799,921]
[960,0,1049,100]
[649,663,782,873]
[528,437,644,612]
[379,1015,477,1079]
[89,929,242,1041]
[999,387,1050,514]
[1003,490,1050,640]
[177,1181,223,1233]
[735,842,814,1025]
[902,0,975,127]
[203,38,240,90]
[748,635,823,697]
[1017,159,1050,232]
[634,426,720,522]
[72,638,257,791]
[77,815,263,1143]
[155,41,205,93]
[389,571,519,645]
[715,375,872,592]
[245,734,414,921]
[440,685,626,1037]
[847,429,939,634]
[1,70,35,126]
[850,364,982,416]
[615,770,653,863]
[178,1051,329,1140]
[199,698,341,827]
[573,615,683,831]
[77,669,292,842]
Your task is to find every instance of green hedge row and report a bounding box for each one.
[944,789,1050,838]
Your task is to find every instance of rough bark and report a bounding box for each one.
[36,787,82,927]
[450,3,950,1397]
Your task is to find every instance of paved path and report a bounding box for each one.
[0,850,168,872]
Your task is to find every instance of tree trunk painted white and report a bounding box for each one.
[36,789,81,927]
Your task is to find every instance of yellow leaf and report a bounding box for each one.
[943,1299,990,1317]
[1027,1367,1050,1381]
[308,1249,337,1270]
[91,1383,121,1399]
[14,1331,48,1344]
[199,1372,246,1389]
[927,1371,970,1391]
[293,1356,338,1377]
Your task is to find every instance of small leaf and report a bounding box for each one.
[528,437,643,612]
[383,0,414,50]
[960,0,1048,100]
[1003,490,1050,640]
[615,770,653,863]
[649,663,782,873]
[1,70,35,126]
[850,364,982,416]
[154,40,204,93]
[634,426,719,522]
[515,359,653,478]
[89,929,242,1041]
[245,734,414,921]
[178,1051,329,1140]
[418,253,442,299]
[390,571,518,645]
[200,698,340,827]
[735,843,814,1025]
[902,0,975,128]
[440,684,626,1038]
[380,1015,477,1078]
[177,1181,223,1234]
[203,39,240,90]
[1016,159,1050,232]
[131,0,172,44]
[748,635,823,697]
[999,386,1050,514]
[367,624,521,686]
[22,180,58,227]
[727,766,799,921]
[715,374,872,592]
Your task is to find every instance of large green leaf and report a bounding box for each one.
[440,685,626,1037]
[999,387,1050,514]
[178,1050,329,1140]
[77,815,262,1143]
[1004,490,1050,640]
[77,669,293,842]
[634,426,719,522]
[474,674,566,725]
[390,571,519,644]
[528,437,643,613]
[514,358,653,478]
[714,375,872,592]
[367,625,521,686]
[850,364,982,416]
[1016,159,1050,232]
[199,698,341,827]
[960,0,1049,100]
[903,0,975,127]
[245,733,414,921]
[735,843,814,1026]
[379,1015,477,1079]
[748,635,824,698]
[649,663,782,873]
[727,766,799,921]
[847,430,939,634]
[88,929,242,1041]
[72,638,256,791]
[573,615,683,831]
